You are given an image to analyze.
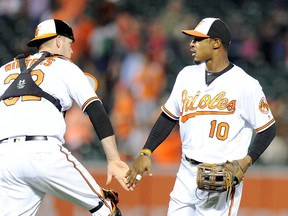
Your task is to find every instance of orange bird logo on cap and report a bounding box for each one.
[35,27,40,37]
[196,20,205,28]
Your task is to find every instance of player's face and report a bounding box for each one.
[189,37,213,64]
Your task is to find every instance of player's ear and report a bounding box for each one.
[211,38,221,49]
[56,35,62,48]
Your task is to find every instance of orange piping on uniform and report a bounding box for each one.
[59,145,111,211]
[255,118,275,133]
[82,96,99,111]
[228,187,236,216]
[161,105,179,120]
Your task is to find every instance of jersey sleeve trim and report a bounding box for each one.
[255,118,276,133]
[81,96,100,111]
[161,105,179,120]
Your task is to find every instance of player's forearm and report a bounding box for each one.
[101,135,121,161]
[248,123,276,164]
[143,112,177,152]
[85,100,114,140]
[84,101,121,160]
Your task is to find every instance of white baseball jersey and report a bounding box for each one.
[162,63,275,164]
[0,53,114,215]
[0,52,99,143]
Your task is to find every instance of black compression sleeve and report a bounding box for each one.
[84,100,114,141]
[143,112,177,152]
[248,123,276,164]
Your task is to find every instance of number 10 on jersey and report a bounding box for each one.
[209,120,229,141]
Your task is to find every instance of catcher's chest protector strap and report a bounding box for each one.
[0,52,62,112]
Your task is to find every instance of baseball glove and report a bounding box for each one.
[196,160,244,193]
[101,188,122,216]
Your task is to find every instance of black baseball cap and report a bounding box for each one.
[182,18,231,45]
[27,19,75,47]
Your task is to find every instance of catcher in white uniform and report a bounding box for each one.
[126,18,276,215]
[0,19,131,216]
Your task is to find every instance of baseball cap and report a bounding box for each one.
[182,18,231,45]
[27,19,75,47]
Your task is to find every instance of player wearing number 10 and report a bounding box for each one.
[126,18,276,215]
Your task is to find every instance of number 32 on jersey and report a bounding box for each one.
[3,69,44,106]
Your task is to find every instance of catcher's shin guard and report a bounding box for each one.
[102,188,122,216]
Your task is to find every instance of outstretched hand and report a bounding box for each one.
[106,159,133,191]
[125,155,152,188]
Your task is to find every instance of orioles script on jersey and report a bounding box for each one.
[181,90,236,123]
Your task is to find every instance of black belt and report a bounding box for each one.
[0,136,48,143]
[185,155,202,165]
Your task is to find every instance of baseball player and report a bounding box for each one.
[126,17,276,215]
[0,19,131,216]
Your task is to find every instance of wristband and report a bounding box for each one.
[140,149,152,157]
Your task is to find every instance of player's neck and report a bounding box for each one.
[206,57,229,73]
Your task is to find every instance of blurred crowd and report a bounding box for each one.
[1,0,288,165]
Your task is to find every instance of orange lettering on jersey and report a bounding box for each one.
[181,90,236,123]
[25,59,32,67]
[181,90,199,112]
[4,57,56,73]
[16,60,20,69]
[4,63,12,72]
[4,60,18,72]
[198,94,211,109]
[41,57,54,66]
[5,59,22,72]
[29,58,37,67]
